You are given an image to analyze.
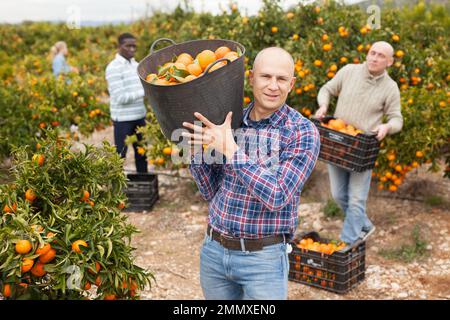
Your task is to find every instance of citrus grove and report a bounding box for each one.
[0,1,448,186]
[0,0,448,299]
[131,0,448,190]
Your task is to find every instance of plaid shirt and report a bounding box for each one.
[190,103,320,239]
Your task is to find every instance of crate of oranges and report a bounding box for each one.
[288,231,366,294]
[137,38,245,140]
[311,116,380,172]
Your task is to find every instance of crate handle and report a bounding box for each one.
[150,38,176,55]
[203,58,232,74]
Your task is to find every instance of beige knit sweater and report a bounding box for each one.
[317,62,403,135]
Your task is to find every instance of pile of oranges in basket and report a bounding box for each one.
[145,46,241,86]
[321,118,364,136]
[296,238,347,255]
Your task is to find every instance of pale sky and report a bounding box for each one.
[0,0,364,23]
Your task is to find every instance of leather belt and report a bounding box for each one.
[206,225,286,252]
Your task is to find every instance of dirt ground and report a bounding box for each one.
[8,126,449,300]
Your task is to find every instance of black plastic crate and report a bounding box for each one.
[288,231,366,294]
[123,172,159,212]
[311,117,380,172]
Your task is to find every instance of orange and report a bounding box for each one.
[392,34,400,42]
[223,51,238,62]
[184,75,197,82]
[145,73,157,82]
[84,282,91,290]
[72,240,88,253]
[95,275,102,287]
[395,50,404,58]
[81,190,90,201]
[155,157,165,166]
[32,154,45,166]
[196,50,216,71]
[415,151,424,158]
[389,185,398,192]
[104,294,117,300]
[137,147,145,155]
[25,189,37,203]
[313,60,323,67]
[340,57,348,63]
[35,243,51,256]
[21,258,34,273]
[39,248,56,264]
[387,154,396,161]
[15,240,32,254]
[329,64,337,72]
[31,262,47,277]
[2,284,11,298]
[117,201,126,210]
[187,63,202,76]
[271,26,278,33]
[208,61,226,73]
[162,147,172,156]
[328,119,345,131]
[322,43,332,51]
[395,165,403,173]
[88,261,101,275]
[3,203,17,213]
[214,46,231,59]
[321,34,329,41]
[176,53,193,66]
[153,78,170,86]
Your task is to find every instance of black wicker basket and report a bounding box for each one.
[137,38,245,140]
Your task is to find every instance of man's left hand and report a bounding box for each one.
[374,123,391,141]
[182,112,238,161]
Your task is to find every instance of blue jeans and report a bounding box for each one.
[200,233,290,300]
[327,164,374,244]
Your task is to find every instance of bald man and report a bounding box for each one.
[183,47,320,300]
[315,41,403,245]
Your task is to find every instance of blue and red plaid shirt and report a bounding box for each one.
[190,103,320,239]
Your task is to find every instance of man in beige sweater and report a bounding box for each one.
[315,41,403,244]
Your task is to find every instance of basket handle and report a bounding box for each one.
[150,38,176,55]
[203,58,232,74]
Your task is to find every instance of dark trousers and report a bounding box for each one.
[113,118,148,173]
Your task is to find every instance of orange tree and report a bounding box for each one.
[0,74,111,158]
[0,131,153,299]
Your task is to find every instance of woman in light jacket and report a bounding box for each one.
[50,41,78,77]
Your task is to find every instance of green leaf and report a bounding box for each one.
[106,239,113,259]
